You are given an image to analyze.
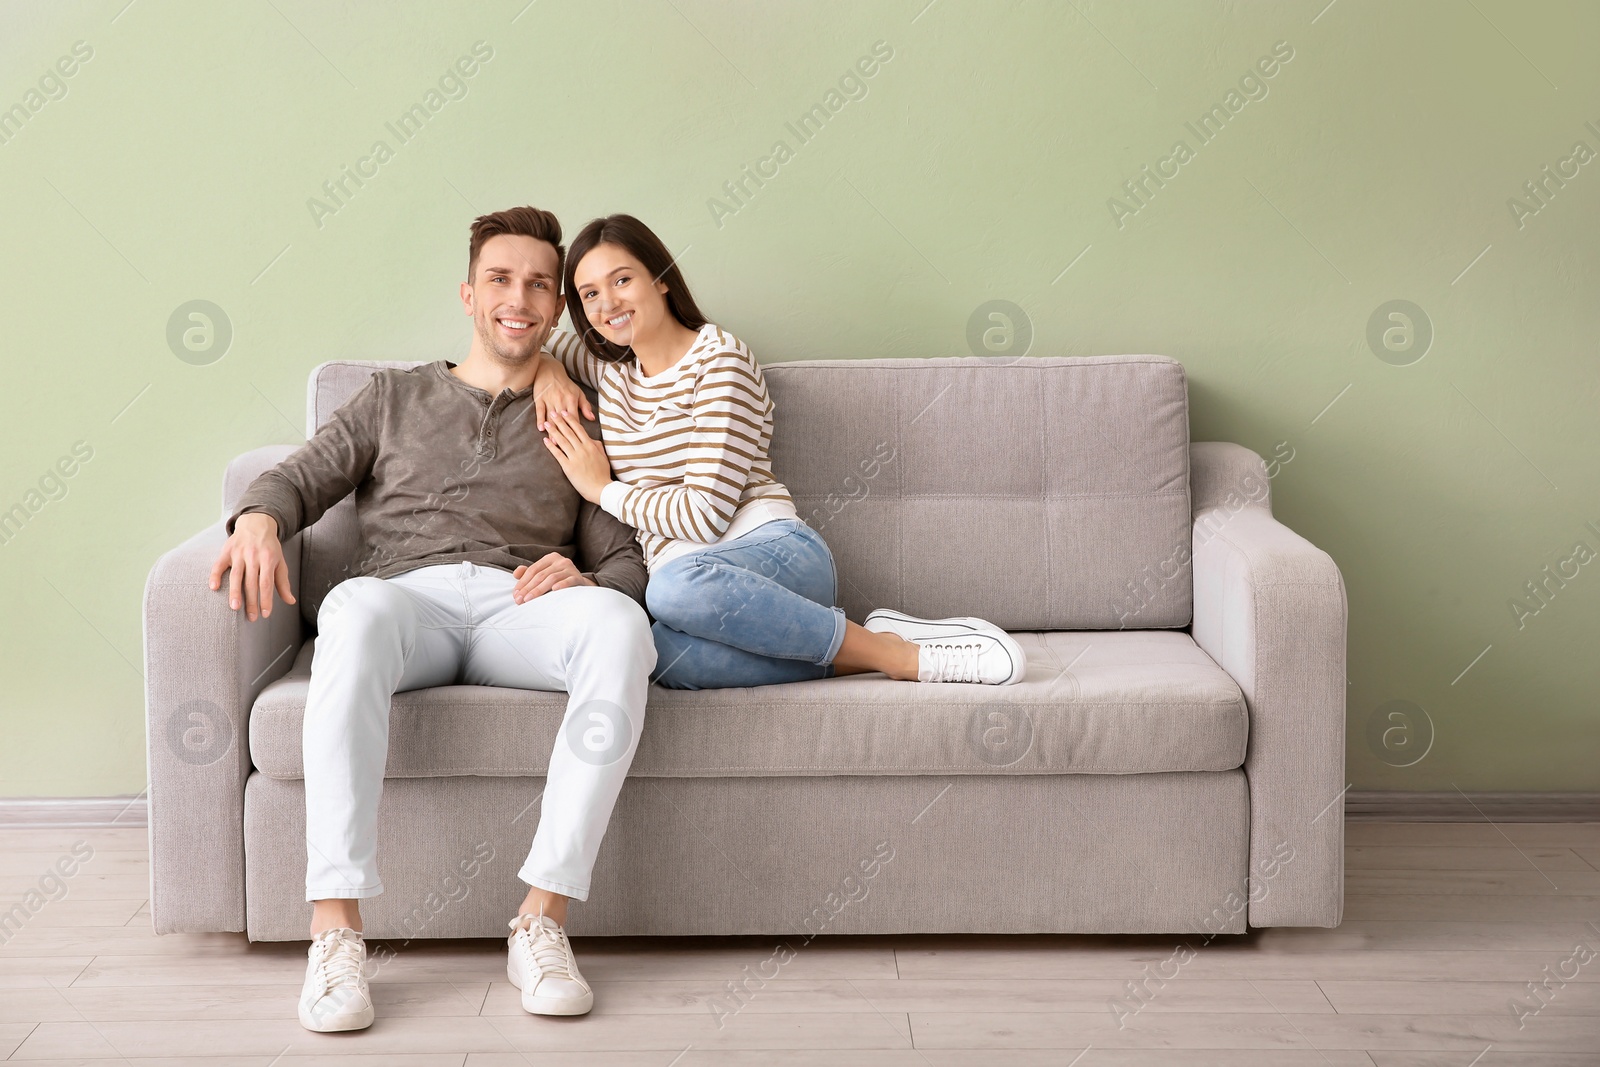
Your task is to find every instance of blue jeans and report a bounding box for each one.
[647,520,847,690]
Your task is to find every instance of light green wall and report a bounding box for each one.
[2,1,1595,796]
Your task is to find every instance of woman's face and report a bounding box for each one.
[572,242,671,348]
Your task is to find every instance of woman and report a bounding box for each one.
[526,214,1024,690]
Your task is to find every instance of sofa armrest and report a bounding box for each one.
[1190,442,1346,928]
[1190,441,1275,515]
[223,443,298,516]
[143,449,305,933]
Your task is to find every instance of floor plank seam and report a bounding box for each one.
[12,1020,39,1058]
[63,958,95,989]
[1312,978,1339,1014]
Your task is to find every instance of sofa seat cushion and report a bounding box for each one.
[249,630,1245,779]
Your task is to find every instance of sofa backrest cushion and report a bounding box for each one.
[297,354,1192,631]
[763,355,1192,630]
[297,360,423,627]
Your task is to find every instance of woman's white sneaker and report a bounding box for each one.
[298,926,374,1032]
[864,608,1027,685]
[507,912,594,1016]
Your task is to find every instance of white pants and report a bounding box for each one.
[302,561,656,903]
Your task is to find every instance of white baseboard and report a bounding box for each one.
[2,791,1595,828]
[1346,791,1600,822]
[0,795,148,827]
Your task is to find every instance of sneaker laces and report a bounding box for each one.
[922,639,988,683]
[309,929,365,998]
[511,913,584,988]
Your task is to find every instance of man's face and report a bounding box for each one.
[459,233,563,366]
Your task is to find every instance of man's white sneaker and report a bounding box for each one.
[298,926,374,1032]
[864,608,1027,685]
[507,912,594,1016]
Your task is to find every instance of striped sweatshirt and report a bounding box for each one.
[546,324,797,572]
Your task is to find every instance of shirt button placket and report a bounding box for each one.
[477,394,493,457]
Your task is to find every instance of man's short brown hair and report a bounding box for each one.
[467,206,564,283]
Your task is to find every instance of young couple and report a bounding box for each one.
[212,205,1024,1034]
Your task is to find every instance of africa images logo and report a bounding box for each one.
[305,42,494,230]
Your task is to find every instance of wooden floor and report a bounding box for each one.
[2,822,1598,1065]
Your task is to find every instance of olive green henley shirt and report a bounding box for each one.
[226,359,647,604]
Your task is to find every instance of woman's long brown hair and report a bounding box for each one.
[563,214,708,364]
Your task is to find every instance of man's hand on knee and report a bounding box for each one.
[210,512,296,621]
[513,552,595,604]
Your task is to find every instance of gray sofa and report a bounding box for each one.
[143,354,1346,941]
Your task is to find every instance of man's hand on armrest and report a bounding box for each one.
[209,512,297,622]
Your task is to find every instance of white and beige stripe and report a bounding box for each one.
[546,324,795,570]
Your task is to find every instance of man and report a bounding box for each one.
[210,206,653,1031]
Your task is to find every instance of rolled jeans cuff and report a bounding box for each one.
[820,605,848,665]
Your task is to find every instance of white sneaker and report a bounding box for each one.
[298,927,375,1032]
[507,912,594,1016]
[864,608,1027,685]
